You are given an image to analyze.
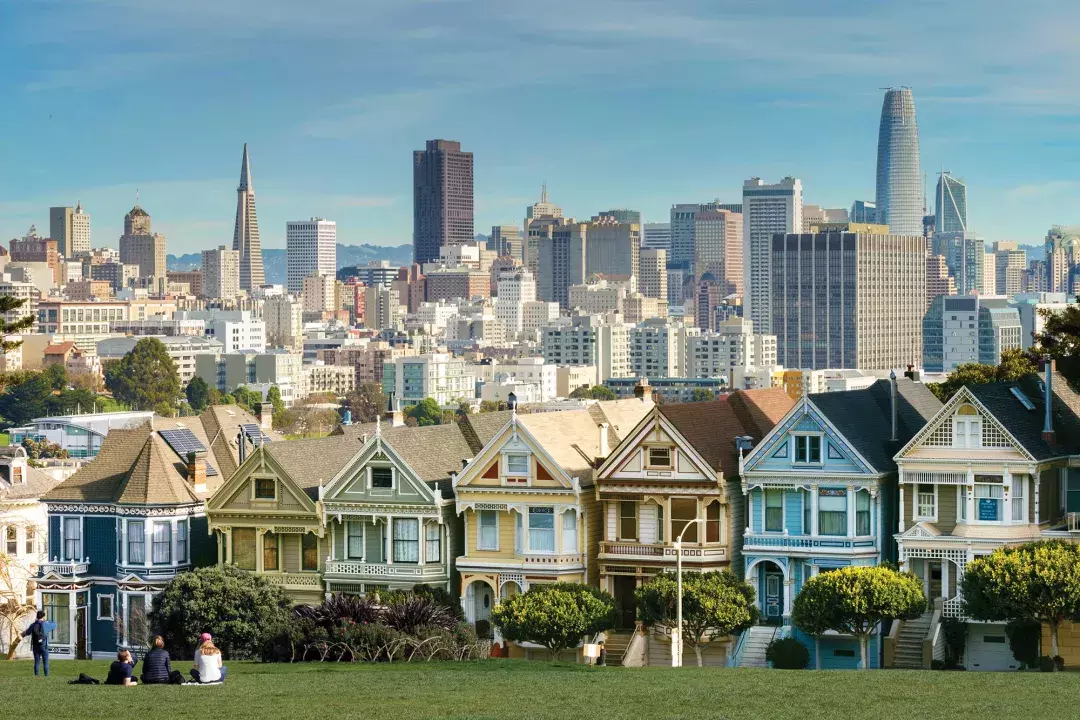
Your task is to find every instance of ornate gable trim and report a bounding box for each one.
[742,398,876,475]
[322,430,437,505]
[893,386,1034,462]
[206,445,318,514]
[596,407,717,482]
[455,416,577,496]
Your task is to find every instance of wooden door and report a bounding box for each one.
[75,608,87,660]
[614,576,637,628]
[764,571,783,622]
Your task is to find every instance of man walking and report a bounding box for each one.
[22,610,49,676]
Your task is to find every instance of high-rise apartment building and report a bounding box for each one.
[693,208,742,295]
[875,87,923,235]
[201,246,241,301]
[993,241,1026,298]
[118,205,166,281]
[302,273,337,313]
[541,314,631,384]
[743,177,803,335]
[286,218,337,295]
[772,227,925,370]
[926,254,957,308]
[233,144,265,291]
[413,139,474,265]
[494,267,536,337]
[264,294,304,352]
[537,222,587,308]
[643,223,671,252]
[586,215,640,280]
[939,231,990,295]
[49,203,91,257]
[489,225,523,260]
[936,172,968,234]
[640,248,668,300]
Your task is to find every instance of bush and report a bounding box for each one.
[765,637,809,669]
[1006,619,1041,669]
[149,565,291,660]
[410,583,465,621]
[382,594,457,634]
[1039,655,1056,672]
[493,582,617,659]
[294,593,380,630]
[930,659,946,670]
[941,618,967,669]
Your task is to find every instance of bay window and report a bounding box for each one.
[347,521,364,559]
[974,480,1004,522]
[151,521,171,564]
[263,532,280,571]
[917,484,935,519]
[705,502,721,543]
[425,523,441,563]
[528,507,555,553]
[561,511,578,552]
[818,489,847,536]
[127,521,145,564]
[671,499,698,543]
[393,519,419,563]
[62,517,81,561]
[765,490,783,532]
[619,501,638,541]
[478,510,498,550]
[1011,476,1026,522]
[302,533,319,571]
[856,490,871,536]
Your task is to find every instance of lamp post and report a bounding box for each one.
[673,517,704,668]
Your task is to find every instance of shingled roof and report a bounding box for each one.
[966,371,1080,460]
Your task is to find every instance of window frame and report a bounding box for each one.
[232,527,256,570]
[301,532,319,572]
[1011,475,1026,523]
[527,506,556,554]
[477,510,499,551]
[346,520,365,559]
[370,466,394,490]
[62,517,82,561]
[793,434,823,465]
[392,518,420,563]
[915,483,937,521]
[764,489,783,533]
[973,478,1005,523]
[253,477,277,501]
[504,453,530,483]
[856,489,871,537]
[24,526,34,555]
[818,488,848,536]
[97,593,114,621]
[176,519,188,564]
[704,501,721,543]
[646,446,673,469]
[5,526,16,555]
[425,523,441,563]
[263,532,280,571]
[618,500,638,541]
[127,520,146,565]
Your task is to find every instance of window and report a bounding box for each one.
[177,520,188,564]
[619,501,638,541]
[127,521,145,564]
[425,523,440,563]
[648,447,672,468]
[953,407,981,449]
[232,528,257,569]
[528,507,555,553]
[917,484,936,519]
[657,503,664,543]
[1011,475,1026,522]
[705,502,721,543]
[347,521,364,559]
[561,511,578,552]
[478,511,498,550]
[62,517,81,561]
[795,435,822,463]
[263,532,280,571]
[515,512,523,555]
[975,481,1004,522]
[42,593,69,645]
[506,454,529,476]
[254,478,276,500]
[302,533,319,571]
[819,489,847,536]
[151,522,171,564]
[127,595,148,648]
[765,490,783,532]
[393,519,419,562]
[25,526,34,555]
[97,594,114,621]
[960,485,969,521]
[5,526,15,555]
[671,499,698,543]
[371,467,393,489]
[856,491,871,536]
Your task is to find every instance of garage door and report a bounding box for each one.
[966,626,1019,671]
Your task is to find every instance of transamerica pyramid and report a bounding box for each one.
[233,143,265,290]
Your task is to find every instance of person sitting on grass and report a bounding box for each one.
[104,649,138,686]
[190,636,226,684]
[141,636,175,685]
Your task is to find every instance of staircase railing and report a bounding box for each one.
[922,598,944,669]
[621,622,646,667]
[729,627,752,667]
[883,618,901,667]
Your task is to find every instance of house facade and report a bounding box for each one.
[740,377,940,668]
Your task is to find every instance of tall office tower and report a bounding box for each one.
[849,200,877,224]
[118,205,166,281]
[771,227,925,370]
[993,241,1026,298]
[286,218,337,295]
[743,177,803,335]
[939,231,989,295]
[233,144,265,290]
[982,252,997,296]
[640,248,668,300]
[523,185,563,274]
[1044,226,1080,294]
[494,267,537,336]
[490,225,523,260]
[693,208,743,295]
[643,222,671,251]
[936,172,967,234]
[669,204,698,271]
[53,202,92,257]
[597,209,641,224]
[585,215,640,280]
[875,87,923,235]
[413,139,474,265]
[926,254,957,308]
[537,222,587,309]
[202,246,241,300]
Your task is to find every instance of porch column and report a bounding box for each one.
[217,531,223,565]
[966,468,976,522]
[846,486,856,537]
[255,529,265,572]
[898,484,905,532]
[810,485,820,536]
[941,559,950,599]
[1002,469,1013,526]
[418,520,426,565]
[385,516,393,564]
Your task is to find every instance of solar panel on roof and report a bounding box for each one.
[241,423,272,446]
[159,428,207,456]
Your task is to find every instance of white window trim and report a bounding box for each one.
[645,445,674,470]
[792,433,825,466]
[763,488,785,534]
[60,515,83,562]
[503,453,531,485]
[526,505,557,555]
[477,510,499,551]
[252,476,278,502]
[346,520,365,560]
[915,483,939,522]
[126,519,147,566]
[618,500,638,541]
[97,593,115,621]
[369,465,395,491]
[971,480,1006,525]
[952,415,982,449]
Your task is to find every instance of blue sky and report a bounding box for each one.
[3,0,1080,254]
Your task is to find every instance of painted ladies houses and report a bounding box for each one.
[452,397,653,655]
[893,363,1080,671]
[206,418,465,603]
[739,376,940,669]
[36,406,270,658]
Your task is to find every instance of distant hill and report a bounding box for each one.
[166,243,414,285]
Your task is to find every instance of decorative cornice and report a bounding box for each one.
[322,502,439,517]
[46,503,204,517]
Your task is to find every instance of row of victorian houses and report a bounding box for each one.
[19,363,1080,670]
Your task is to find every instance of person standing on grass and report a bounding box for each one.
[22,610,49,677]
[191,637,226,684]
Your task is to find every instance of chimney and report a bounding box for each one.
[186,451,207,493]
[258,402,273,430]
[634,377,653,404]
[1043,356,1056,445]
[890,370,898,442]
[598,422,610,460]
[237,429,246,463]
[385,393,405,428]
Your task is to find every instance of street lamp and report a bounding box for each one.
[673,517,704,668]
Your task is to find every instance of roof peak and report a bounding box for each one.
[239,143,253,192]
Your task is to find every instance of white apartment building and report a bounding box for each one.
[302,272,337,313]
[541,314,631,385]
[568,278,634,315]
[686,317,777,379]
[474,357,558,402]
[480,376,543,405]
[640,248,667,301]
[301,362,355,398]
[0,274,39,332]
[176,309,266,353]
[389,353,476,406]
[522,300,559,332]
[98,335,224,384]
[413,300,460,335]
[111,317,205,337]
[201,245,240,301]
[743,176,803,335]
[494,268,536,337]
[264,294,304,352]
[286,218,337,295]
[629,318,700,378]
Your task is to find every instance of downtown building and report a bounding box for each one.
[201,246,240,301]
[118,206,166,283]
[743,177,803,335]
[771,226,925,370]
[233,144,266,291]
[523,185,563,276]
[936,172,968,234]
[923,295,1022,373]
[49,203,91,258]
[875,88,923,236]
[286,218,337,295]
[413,139,474,265]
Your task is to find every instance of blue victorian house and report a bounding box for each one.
[736,376,940,668]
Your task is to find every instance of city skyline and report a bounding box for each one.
[5,1,1080,253]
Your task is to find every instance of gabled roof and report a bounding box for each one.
[966,372,1080,460]
[43,342,78,356]
[0,464,61,501]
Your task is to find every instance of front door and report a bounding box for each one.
[764,571,783,623]
[929,561,943,599]
[75,608,87,660]
[473,583,494,639]
[613,576,637,628]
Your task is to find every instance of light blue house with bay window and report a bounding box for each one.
[737,376,940,668]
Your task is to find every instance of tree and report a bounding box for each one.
[689,389,716,402]
[21,437,69,460]
[345,383,387,423]
[406,398,443,427]
[0,296,36,353]
[792,565,925,669]
[927,349,1037,401]
[0,519,40,659]
[0,373,51,427]
[266,385,285,416]
[42,363,67,391]
[149,565,292,660]
[232,386,263,415]
[962,540,1080,664]
[104,338,181,411]
[569,385,616,401]
[635,570,758,667]
[185,376,212,412]
[1033,305,1080,387]
[279,399,340,438]
[492,583,616,660]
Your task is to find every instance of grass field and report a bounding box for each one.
[1,659,1077,720]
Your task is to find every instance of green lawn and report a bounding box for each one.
[1,659,1075,720]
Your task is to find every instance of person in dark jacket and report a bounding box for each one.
[104,649,138,686]
[21,610,48,677]
[141,636,173,684]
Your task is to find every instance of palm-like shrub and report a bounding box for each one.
[382,594,457,634]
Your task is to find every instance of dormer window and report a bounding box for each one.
[371,467,393,489]
[647,447,673,469]
[794,435,822,464]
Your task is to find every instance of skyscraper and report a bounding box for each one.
[936,172,968,234]
[489,225,523,260]
[413,139,474,265]
[71,202,91,256]
[850,200,877,224]
[233,144,265,291]
[524,185,563,275]
[537,222,586,309]
[286,218,337,295]
[693,208,743,295]
[49,204,91,258]
[202,246,240,301]
[875,87,922,235]
[742,177,802,335]
[642,223,671,252]
[640,248,668,301]
[119,205,166,281]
